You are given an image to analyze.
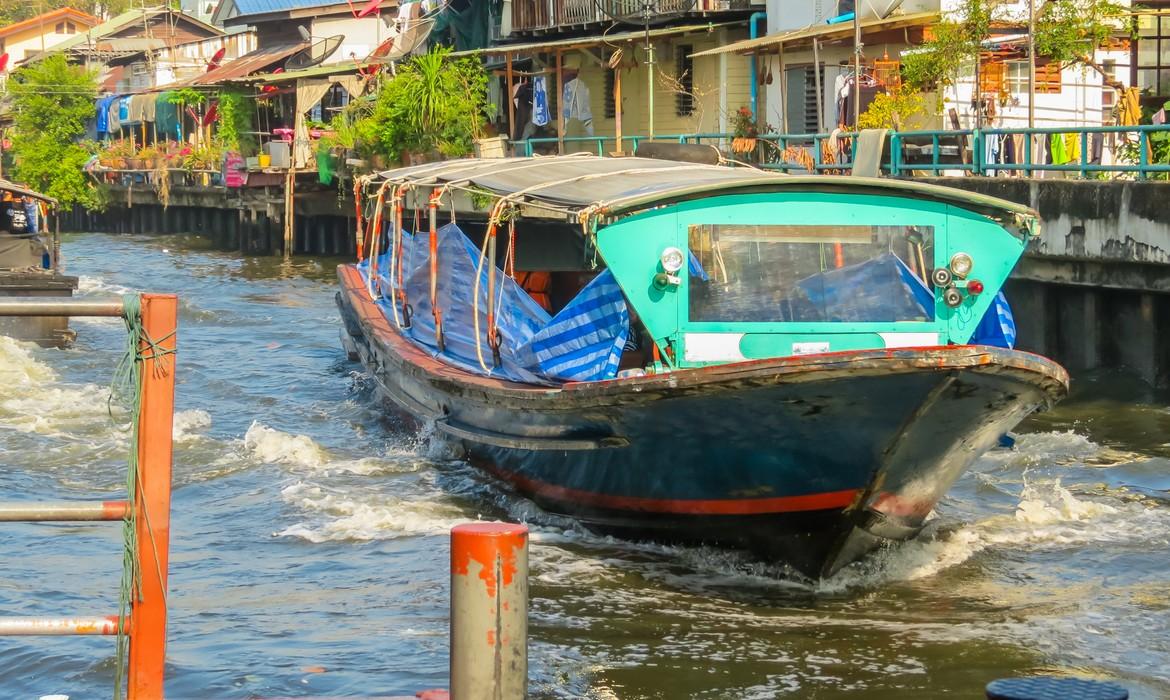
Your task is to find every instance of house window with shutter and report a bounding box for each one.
[604,69,616,119]
[979,59,1007,97]
[675,44,694,117]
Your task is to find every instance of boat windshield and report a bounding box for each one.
[688,224,935,323]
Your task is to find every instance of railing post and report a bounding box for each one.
[888,131,901,177]
[1080,130,1089,179]
[971,130,983,176]
[1139,131,1149,181]
[127,293,178,700]
[1024,131,1033,177]
[450,523,528,700]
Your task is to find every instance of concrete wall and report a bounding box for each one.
[916,178,1170,271]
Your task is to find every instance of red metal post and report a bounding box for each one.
[127,293,177,700]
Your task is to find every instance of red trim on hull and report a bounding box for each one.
[477,461,862,515]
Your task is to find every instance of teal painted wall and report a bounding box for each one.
[596,192,1029,368]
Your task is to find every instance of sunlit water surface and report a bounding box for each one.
[2,232,1168,699]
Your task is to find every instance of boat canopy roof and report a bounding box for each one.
[0,179,56,206]
[371,155,1036,223]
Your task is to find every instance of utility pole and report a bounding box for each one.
[853,9,862,127]
[1027,0,1036,129]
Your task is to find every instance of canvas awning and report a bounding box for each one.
[450,21,743,58]
[187,42,309,86]
[370,155,1035,221]
[690,12,939,57]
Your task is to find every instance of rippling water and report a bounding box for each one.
[2,232,1168,699]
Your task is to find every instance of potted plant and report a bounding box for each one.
[731,106,761,155]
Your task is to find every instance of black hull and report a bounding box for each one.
[337,265,1069,577]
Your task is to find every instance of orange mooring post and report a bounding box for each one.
[450,522,528,700]
[128,293,178,700]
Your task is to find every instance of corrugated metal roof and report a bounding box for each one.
[691,12,938,56]
[451,22,740,58]
[371,155,1037,220]
[187,41,309,85]
[233,0,350,15]
[49,8,222,56]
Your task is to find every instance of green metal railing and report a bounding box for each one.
[513,124,1170,180]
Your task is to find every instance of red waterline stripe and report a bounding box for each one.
[477,461,860,515]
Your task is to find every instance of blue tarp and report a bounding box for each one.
[359,223,628,384]
[96,95,116,135]
[972,291,1016,348]
[798,252,935,322]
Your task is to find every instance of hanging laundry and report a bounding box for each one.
[1049,133,1069,165]
[1063,132,1081,163]
[1118,87,1142,126]
[1153,108,1167,126]
[532,76,550,127]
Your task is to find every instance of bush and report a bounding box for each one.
[7,55,100,209]
[361,47,492,163]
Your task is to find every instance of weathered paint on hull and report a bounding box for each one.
[337,264,1069,577]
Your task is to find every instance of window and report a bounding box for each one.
[997,58,1063,96]
[675,44,694,117]
[604,68,616,119]
[687,224,936,323]
[1134,11,1170,97]
[55,22,65,33]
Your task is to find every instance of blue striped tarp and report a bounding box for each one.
[516,270,628,382]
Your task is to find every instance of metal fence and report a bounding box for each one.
[513,124,1170,180]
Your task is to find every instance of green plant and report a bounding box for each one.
[216,90,256,155]
[6,55,100,209]
[858,85,929,130]
[363,47,493,162]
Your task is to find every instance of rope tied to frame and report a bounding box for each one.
[110,294,176,700]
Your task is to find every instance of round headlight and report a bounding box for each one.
[660,246,684,274]
[949,252,974,279]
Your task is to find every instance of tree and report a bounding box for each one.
[0,0,159,25]
[7,54,100,209]
[902,0,1127,92]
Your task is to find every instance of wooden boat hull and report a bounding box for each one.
[337,264,1068,577]
[0,271,79,347]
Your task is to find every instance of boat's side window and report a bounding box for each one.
[687,224,935,323]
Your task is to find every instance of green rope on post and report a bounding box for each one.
[110,294,178,700]
[111,293,143,700]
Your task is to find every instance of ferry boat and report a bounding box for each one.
[0,179,77,346]
[336,154,1068,578]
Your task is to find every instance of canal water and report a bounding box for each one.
[2,231,1169,699]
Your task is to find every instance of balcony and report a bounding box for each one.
[510,0,750,35]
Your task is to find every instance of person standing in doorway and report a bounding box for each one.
[561,55,594,139]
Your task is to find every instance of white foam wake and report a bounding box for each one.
[276,481,466,542]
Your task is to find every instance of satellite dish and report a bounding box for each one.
[595,0,697,27]
[206,46,226,71]
[0,53,8,72]
[285,35,343,71]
